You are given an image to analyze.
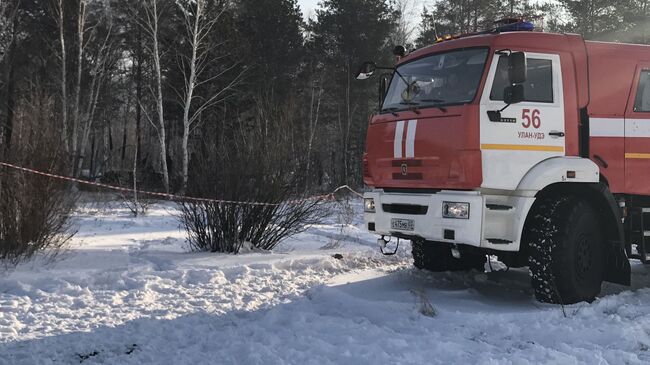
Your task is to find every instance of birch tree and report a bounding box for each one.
[76,24,117,176]
[304,73,323,189]
[136,0,170,193]
[70,0,87,174]
[53,0,69,152]
[390,0,418,48]
[177,0,243,193]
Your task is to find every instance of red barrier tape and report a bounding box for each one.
[0,161,363,206]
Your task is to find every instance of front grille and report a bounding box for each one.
[381,188,441,194]
[382,204,428,215]
[392,172,423,180]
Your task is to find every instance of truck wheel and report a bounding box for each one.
[527,196,604,304]
[412,241,485,272]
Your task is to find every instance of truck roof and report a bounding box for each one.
[404,31,650,117]
[406,31,650,63]
[403,32,577,63]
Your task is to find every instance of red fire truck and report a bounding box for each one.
[357,23,650,304]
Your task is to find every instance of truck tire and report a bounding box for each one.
[412,240,485,272]
[527,196,604,304]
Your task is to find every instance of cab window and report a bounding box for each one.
[633,70,650,112]
[490,57,554,103]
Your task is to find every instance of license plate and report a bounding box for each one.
[391,218,415,231]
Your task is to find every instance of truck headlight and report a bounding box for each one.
[364,198,376,213]
[442,202,469,219]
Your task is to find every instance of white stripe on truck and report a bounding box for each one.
[394,120,405,158]
[590,117,650,138]
[405,120,417,158]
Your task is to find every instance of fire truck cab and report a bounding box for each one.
[358,26,650,304]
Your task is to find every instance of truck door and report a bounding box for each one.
[624,64,650,195]
[479,52,565,190]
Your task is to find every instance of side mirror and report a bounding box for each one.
[508,52,527,84]
[356,61,377,80]
[503,84,524,105]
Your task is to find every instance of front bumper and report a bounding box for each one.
[364,189,535,252]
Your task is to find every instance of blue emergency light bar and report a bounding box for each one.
[496,21,535,32]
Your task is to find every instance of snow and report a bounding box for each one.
[2,199,650,364]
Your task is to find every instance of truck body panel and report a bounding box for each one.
[365,108,482,189]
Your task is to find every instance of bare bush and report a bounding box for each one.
[180,198,325,254]
[179,96,328,253]
[121,192,151,217]
[0,86,77,265]
[321,196,355,250]
[179,142,327,253]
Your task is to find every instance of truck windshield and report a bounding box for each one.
[382,48,489,112]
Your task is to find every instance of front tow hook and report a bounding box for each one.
[378,235,400,256]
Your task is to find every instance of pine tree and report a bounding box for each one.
[308,0,398,186]
[415,0,549,49]
[416,6,438,48]
[236,0,304,96]
[559,0,625,40]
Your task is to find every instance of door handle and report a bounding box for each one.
[549,131,565,138]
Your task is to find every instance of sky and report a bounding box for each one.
[295,0,557,43]
[297,0,426,27]
[296,0,555,23]
[297,0,319,19]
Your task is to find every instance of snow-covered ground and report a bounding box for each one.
[2,199,650,364]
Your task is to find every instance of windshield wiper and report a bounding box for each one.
[419,99,448,113]
[381,107,400,116]
[384,99,447,115]
[399,102,422,114]
[420,98,446,103]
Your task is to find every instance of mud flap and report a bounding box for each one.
[604,240,631,286]
[584,183,631,286]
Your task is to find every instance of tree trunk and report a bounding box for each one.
[148,0,170,193]
[57,0,69,152]
[154,46,169,193]
[132,129,139,216]
[136,28,143,167]
[102,123,110,174]
[71,0,86,175]
[90,132,95,176]
[4,48,15,150]
[77,24,113,177]
[77,64,105,176]
[2,6,19,151]
[180,0,205,194]
[305,76,323,190]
